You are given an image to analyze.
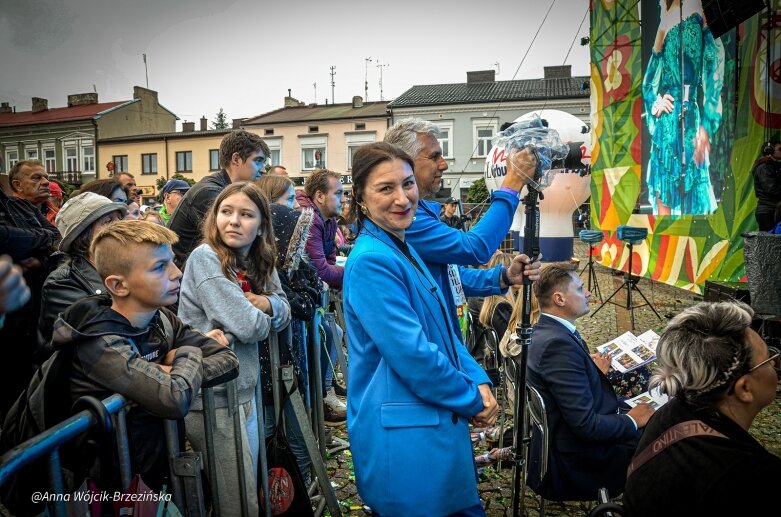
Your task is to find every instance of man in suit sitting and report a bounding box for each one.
[526,262,654,500]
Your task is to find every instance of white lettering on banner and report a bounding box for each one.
[447,264,467,306]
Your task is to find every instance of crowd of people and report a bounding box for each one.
[0,123,779,516]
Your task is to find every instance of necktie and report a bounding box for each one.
[573,330,589,353]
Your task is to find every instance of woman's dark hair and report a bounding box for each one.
[347,142,415,239]
[79,178,124,199]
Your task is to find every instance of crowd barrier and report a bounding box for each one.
[0,295,349,517]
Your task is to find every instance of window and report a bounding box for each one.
[209,149,219,171]
[142,153,158,175]
[308,126,319,133]
[300,136,326,170]
[355,123,366,130]
[473,119,498,157]
[436,121,454,159]
[66,148,79,172]
[5,149,18,172]
[346,133,375,170]
[43,148,56,173]
[176,151,193,172]
[265,139,282,167]
[302,148,326,169]
[82,145,95,173]
[25,148,38,160]
[264,128,274,136]
[113,155,128,173]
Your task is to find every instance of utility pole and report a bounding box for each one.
[142,54,149,88]
[329,65,336,104]
[313,82,317,104]
[376,62,389,101]
[364,57,373,101]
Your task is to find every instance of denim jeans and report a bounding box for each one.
[321,312,343,396]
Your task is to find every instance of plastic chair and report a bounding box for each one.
[526,384,550,516]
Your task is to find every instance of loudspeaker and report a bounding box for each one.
[701,0,767,39]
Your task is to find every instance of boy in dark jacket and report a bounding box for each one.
[51,220,238,489]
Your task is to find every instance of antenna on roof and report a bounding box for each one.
[93,84,97,93]
[493,62,500,76]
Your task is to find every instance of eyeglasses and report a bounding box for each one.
[748,346,781,374]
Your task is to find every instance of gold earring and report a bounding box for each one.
[360,205,368,215]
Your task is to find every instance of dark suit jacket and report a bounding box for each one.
[526,314,641,500]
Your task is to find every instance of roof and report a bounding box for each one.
[244,101,389,125]
[99,128,233,144]
[0,100,131,128]
[388,77,590,108]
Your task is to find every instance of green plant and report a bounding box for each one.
[212,108,229,130]
[465,178,489,204]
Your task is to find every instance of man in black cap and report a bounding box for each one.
[440,197,464,230]
[158,179,191,225]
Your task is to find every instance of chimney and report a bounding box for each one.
[182,121,195,132]
[543,65,572,79]
[284,94,305,108]
[352,96,364,108]
[133,86,158,102]
[200,116,208,131]
[0,102,12,113]
[67,92,99,107]
[32,97,48,113]
[466,70,495,84]
[232,118,244,129]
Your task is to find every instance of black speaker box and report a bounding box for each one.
[701,0,767,39]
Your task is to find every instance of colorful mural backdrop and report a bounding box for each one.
[590,0,781,292]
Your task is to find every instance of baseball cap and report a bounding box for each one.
[55,192,128,253]
[445,197,459,204]
[160,179,191,197]
[48,182,63,199]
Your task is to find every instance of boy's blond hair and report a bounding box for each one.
[91,220,179,280]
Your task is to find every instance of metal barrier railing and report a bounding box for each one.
[0,318,347,517]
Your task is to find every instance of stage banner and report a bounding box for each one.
[590,0,779,292]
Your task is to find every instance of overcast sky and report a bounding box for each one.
[1,0,591,126]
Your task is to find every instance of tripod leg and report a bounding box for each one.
[591,279,624,317]
[633,283,663,320]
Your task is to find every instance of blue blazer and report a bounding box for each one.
[343,220,489,516]
[526,315,641,501]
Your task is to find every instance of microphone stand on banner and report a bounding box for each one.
[511,153,543,517]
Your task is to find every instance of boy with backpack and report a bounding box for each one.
[1,220,239,511]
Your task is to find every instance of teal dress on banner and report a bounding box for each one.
[643,13,724,215]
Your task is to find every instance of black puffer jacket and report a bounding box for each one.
[168,170,230,268]
[37,254,105,357]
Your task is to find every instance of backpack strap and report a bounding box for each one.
[627,419,728,477]
[159,310,175,350]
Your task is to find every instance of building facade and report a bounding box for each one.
[388,67,590,200]
[98,120,231,201]
[242,95,389,188]
[0,86,176,186]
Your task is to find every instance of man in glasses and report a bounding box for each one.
[624,301,781,516]
[168,130,269,267]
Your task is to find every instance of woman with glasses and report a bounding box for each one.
[623,301,781,515]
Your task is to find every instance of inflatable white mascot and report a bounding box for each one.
[484,110,592,261]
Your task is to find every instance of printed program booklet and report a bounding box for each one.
[625,387,670,410]
[596,329,660,373]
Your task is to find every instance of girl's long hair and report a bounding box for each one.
[478,251,516,328]
[202,181,277,288]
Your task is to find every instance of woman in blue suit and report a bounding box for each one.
[343,142,498,516]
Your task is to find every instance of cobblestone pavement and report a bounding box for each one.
[324,241,781,516]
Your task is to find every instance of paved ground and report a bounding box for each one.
[324,241,781,516]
